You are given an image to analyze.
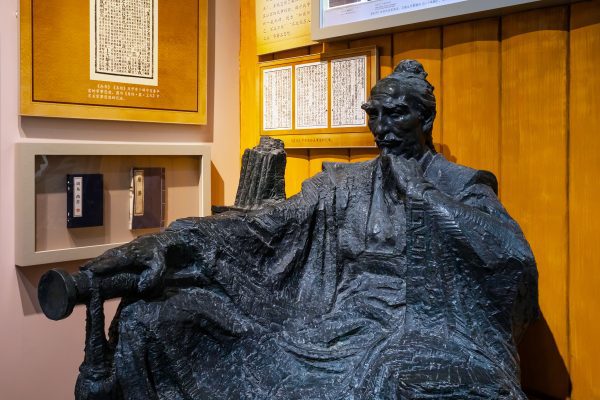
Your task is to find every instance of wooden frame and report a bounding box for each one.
[259,46,378,149]
[15,142,211,266]
[312,0,542,41]
[20,0,207,124]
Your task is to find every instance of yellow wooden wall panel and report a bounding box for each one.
[442,18,500,179]
[285,149,310,197]
[500,7,570,397]
[308,149,350,177]
[240,0,261,155]
[393,28,443,149]
[570,2,600,398]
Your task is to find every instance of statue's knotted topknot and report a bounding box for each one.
[393,59,428,79]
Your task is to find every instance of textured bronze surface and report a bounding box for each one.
[39,60,538,399]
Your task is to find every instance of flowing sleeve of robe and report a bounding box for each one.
[108,154,538,400]
[110,170,344,399]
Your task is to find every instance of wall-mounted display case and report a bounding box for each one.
[15,142,211,266]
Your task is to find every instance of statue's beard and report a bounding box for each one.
[376,133,425,159]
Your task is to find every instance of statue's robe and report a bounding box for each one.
[111,152,538,399]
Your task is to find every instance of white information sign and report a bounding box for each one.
[323,0,467,28]
[90,0,159,86]
[295,62,329,129]
[331,55,367,128]
[263,66,293,131]
[315,0,541,40]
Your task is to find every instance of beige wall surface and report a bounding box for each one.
[0,0,240,399]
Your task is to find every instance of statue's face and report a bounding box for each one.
[362,79,427,158]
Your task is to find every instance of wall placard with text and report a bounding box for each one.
[312,0,541,41]
[259,46,378,148]
[20,0,207,124]
[256,0,317,55]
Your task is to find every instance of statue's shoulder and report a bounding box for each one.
[425,153,498,195]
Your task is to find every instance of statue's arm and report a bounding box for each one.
[382,154,534,268]
[410,167,539,339]
[370,154,538,339]
[416,177,534,268]
[80,223,203,293]
[81,173,326,294]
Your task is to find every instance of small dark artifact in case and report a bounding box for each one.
[40,60,538,399]
[66,174,104,228]
[129,167,166,230]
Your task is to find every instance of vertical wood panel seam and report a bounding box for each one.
[565,3,572,377]
[498,16,503,200]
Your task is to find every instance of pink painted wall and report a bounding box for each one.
[0,1,241,398]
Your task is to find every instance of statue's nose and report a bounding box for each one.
[372,117,389,137]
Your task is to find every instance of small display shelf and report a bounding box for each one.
[16,141,211,266]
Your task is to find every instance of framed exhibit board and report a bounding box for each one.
[312,0,541,40]
[15,142,211,266]
[256,0,317,55]
[259,46,378,148]
[20,0,208,124]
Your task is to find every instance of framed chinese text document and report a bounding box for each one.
[20,0,207,124]
[256,0,317,55]
[259,46,378,149]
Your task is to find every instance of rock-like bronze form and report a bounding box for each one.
[235,136,286,209]
[213,136,286,214]
[39,60,538,399]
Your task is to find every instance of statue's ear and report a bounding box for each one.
[421,112,435,136]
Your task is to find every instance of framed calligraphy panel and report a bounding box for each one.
[259,46,378,149]
[20,0,207,124]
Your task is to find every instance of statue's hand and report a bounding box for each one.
[81,235,166,294]
[381,154,427,197]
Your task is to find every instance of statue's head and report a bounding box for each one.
[362,60,436,158]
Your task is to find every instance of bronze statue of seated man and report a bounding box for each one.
[39,60,538,400]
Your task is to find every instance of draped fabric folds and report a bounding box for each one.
[110,153,538,400]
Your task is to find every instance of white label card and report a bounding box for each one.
[73,177,83,218]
